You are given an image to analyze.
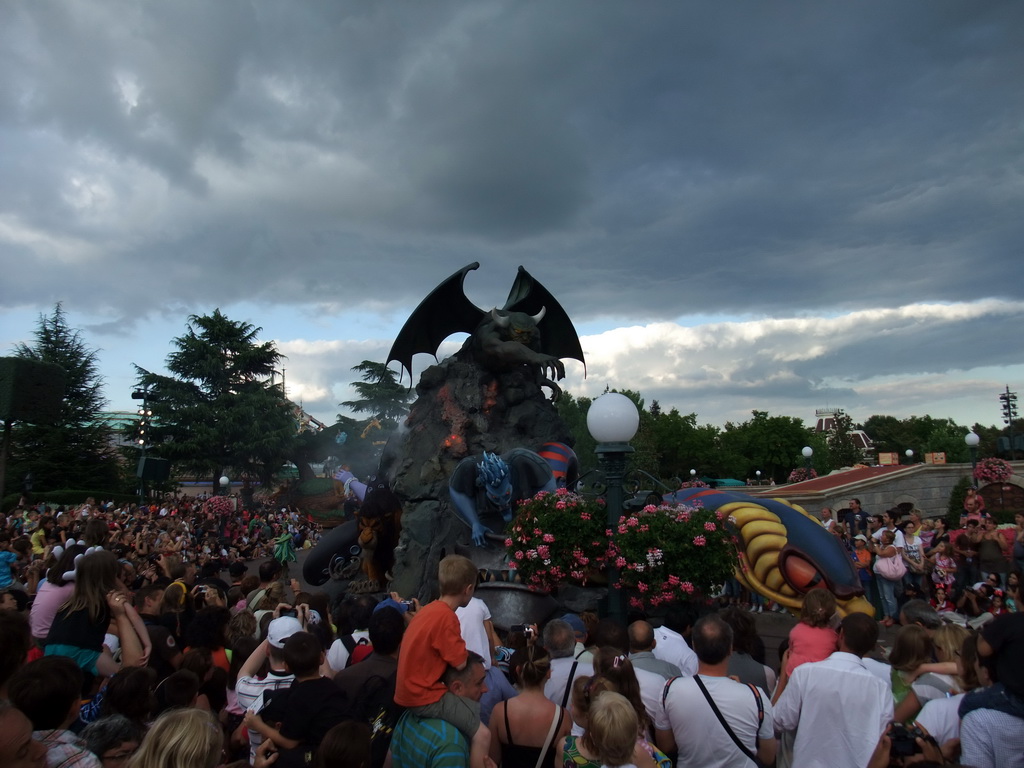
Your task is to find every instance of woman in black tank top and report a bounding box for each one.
[488,646,572,767]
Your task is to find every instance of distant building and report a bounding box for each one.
[813,408,874,461]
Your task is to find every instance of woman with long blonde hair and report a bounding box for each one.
[127,708,223,768]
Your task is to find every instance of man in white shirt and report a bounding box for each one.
[773,612,893,768]
[660,614,776,767]
[819,507,835,531]
[871,509,905,552]
[652,606,698,676]
[542,619,593,710]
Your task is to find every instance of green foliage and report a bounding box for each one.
[826,409,863,469]
[340,361,412,428]
[946,475,972,529]
[8,305,121,494]
[719,411,813,483]
[135,310,297,493]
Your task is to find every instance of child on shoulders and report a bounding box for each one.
[784,589,839,677]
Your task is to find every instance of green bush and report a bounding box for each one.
[945,476,972,530]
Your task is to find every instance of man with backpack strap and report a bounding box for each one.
[660,614,777,767]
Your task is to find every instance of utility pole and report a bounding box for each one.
[1000,386,1019,460]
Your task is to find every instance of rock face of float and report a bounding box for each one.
[383,354,573,601]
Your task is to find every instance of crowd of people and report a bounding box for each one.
[1,494,1023,768]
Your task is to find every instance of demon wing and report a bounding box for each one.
[504,266,586,374]
[386,262,485,383]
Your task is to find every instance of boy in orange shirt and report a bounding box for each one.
[395,554,490,768]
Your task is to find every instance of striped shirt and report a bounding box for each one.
[390,712,468,768]
[235,670,295,763]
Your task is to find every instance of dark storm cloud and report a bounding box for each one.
[2,0,1023,334]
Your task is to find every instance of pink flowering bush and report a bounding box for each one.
[203,496,235,517]
[505,489,609,591]
[787,467,817,484]
[974,457,1013,485]
[610,503,735,610]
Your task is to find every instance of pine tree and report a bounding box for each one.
[135,309,297,496]
[10,304,120,493]
[340,361,412,428]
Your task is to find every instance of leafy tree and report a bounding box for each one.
[718,410,813,483]
[134,310,297,497]
[340,361,412,428]
[826,409,864,469]
[649,407,720,481]
[9,304,120,493]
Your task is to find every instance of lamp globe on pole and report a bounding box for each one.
[801,446,813,471]
[905,449,914,464]
[219,475,230,496]
[965,432,980,475]
[587,393,639,625]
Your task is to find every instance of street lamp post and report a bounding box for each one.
[965,432,980,477]
[755,470,762,485]
[801,446,813,472]
[905,449,914,465]
[587,392,639,627]
[689,469,697,483]
[219,475,230,497]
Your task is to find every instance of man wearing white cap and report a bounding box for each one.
[235,614,304,763]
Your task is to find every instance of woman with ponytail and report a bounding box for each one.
[488,644,572,767]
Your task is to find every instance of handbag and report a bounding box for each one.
[874,553,906,580]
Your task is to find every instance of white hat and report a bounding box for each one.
[267,616,303,648]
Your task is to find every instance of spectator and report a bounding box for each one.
[661,614,776,767]
[0,610,32,699]
[543,618,594,711]
[393,555,489,768]
[773,612,892,768]
[80,715,144,768]
[8,656,101,768]
[242,631,350,764]
[390,651,490,768]
[628,620,682,680]
[234,614,304,763]
[959,612,1024,768]
[651,605,699,676]
[487,646,571,767]
[127,708,223,768]
[783,589,838,677]
[0,702,49,768]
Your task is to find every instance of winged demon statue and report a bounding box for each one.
[386,262,586,397]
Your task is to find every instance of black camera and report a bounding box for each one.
[279,608,298,618]
[510,624,535,637]
[890,723,925,757]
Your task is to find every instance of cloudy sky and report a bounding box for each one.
[2,1,1022,433]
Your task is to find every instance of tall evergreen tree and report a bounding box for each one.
[10,304,120,493]
[134,310,297,495]
[340,361,412,428]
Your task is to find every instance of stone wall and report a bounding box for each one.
[763,461,1024,519]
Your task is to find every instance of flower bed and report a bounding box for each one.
[505,489,736,610]
[505,489,608,590]
[609,503,735,610]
